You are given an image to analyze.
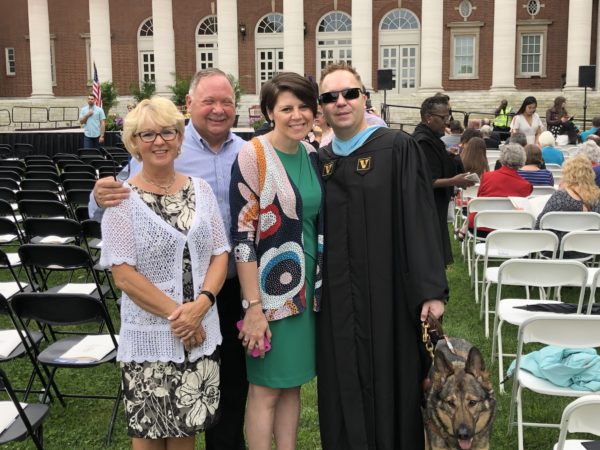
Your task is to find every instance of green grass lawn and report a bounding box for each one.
[1,231,596,449]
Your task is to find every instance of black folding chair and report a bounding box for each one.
[0,368,50,450]
[60,171,96,183]
[16,190,61,203]
[10,293,121,444]
[65,189,93,216]
[0,178,19,191]
[25,160,56,170]
[62,179,96,192]
[18,244,107,301]
[82,219,117,301]
[0,170,22,182]
[19,179,60,195]
[62,164,96,177]
[0,145,14,159]
[0,294,49,402]
[24,171,60,183]
[0,200,23,240]
[74,206,89,222]
[24,155,51,163]
[0,159,25,171]
[0,217,23,247]
[17,200,70,220]
[77,148,104,158]
[23,217,82,245]
[0,247,28,293]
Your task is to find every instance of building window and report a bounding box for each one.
[318,11,352,32]
[453,35,475,77]
[196,16,218,71]
[257,13,284,34]
[379,9,420,91]
[140,51,155,82]
[520,34,541,75]
[458,0,473,20]
[140,19,153,37]
[255,13,284,92]
[526,0,541,16]
[138,17,154,83]
[5,48,15,76]
[380,8,418,30]
[316,12,352,80]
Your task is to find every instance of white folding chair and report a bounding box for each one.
[530,186,556,196]
[471,210,535,303]
[509,315,600,450]
[480,230,558,338]
[539,211,600,234]
[491,259,588,393]
[454,184,479,231]
[553,395,600,450]
[465,197,516,279]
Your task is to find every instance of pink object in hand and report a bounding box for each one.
[236,319,271,357]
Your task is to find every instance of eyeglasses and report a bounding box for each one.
[319,87,363,104]
[136,128,178,143]
[430,113,450,123]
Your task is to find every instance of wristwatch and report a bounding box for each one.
[241,299,262,311]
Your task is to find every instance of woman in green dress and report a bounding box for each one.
[229,72,324,449]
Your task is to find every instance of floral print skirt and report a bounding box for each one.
[120,350,220,438]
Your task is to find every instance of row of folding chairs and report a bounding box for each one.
[0,290,120,447]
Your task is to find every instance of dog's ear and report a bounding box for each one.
[433,347,454,382]
[465,347,489,381]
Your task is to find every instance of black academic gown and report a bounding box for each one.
[317,128,449,450]
[413,123,460,266]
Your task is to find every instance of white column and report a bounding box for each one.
[564,0,593,89]
[27,0,54,97]
[283,0,304,75]
[490,0,516,90]
[151,0,176,95]
[419,0,443,92]
[89,0,112,82]
[351,0,372,88]
[217,0,239,78]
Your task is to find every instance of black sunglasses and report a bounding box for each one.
[319,88,363,104]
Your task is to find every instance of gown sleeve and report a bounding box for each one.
[392,133,449,313]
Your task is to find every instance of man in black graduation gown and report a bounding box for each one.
[317,63,449,450]
[412,96,474,266]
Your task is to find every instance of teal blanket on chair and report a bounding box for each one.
[507,347,600,391]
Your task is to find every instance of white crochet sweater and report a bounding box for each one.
[100,177,231,363]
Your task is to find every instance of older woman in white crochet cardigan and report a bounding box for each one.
[100,97,229,450]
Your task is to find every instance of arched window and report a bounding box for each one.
[316,12,352,80]
[318,12,352,32]
[255,13,284,92]
[257,13,284,34]
[378,9,420,91]
[196,16,218,71]
[380,9,418,30]
[137,18,154,82]
[139,18,154,37]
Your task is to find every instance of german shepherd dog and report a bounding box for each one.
[424,338,496,450]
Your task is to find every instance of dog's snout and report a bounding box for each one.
[457,425,471,440]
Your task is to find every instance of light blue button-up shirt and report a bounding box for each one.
[89,120,246,276]
[79,105,106,138]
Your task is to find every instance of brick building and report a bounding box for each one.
[1,0,600,126]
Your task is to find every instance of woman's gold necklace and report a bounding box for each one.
[140,172,177,195]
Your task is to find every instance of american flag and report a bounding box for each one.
[92,62,102,108]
